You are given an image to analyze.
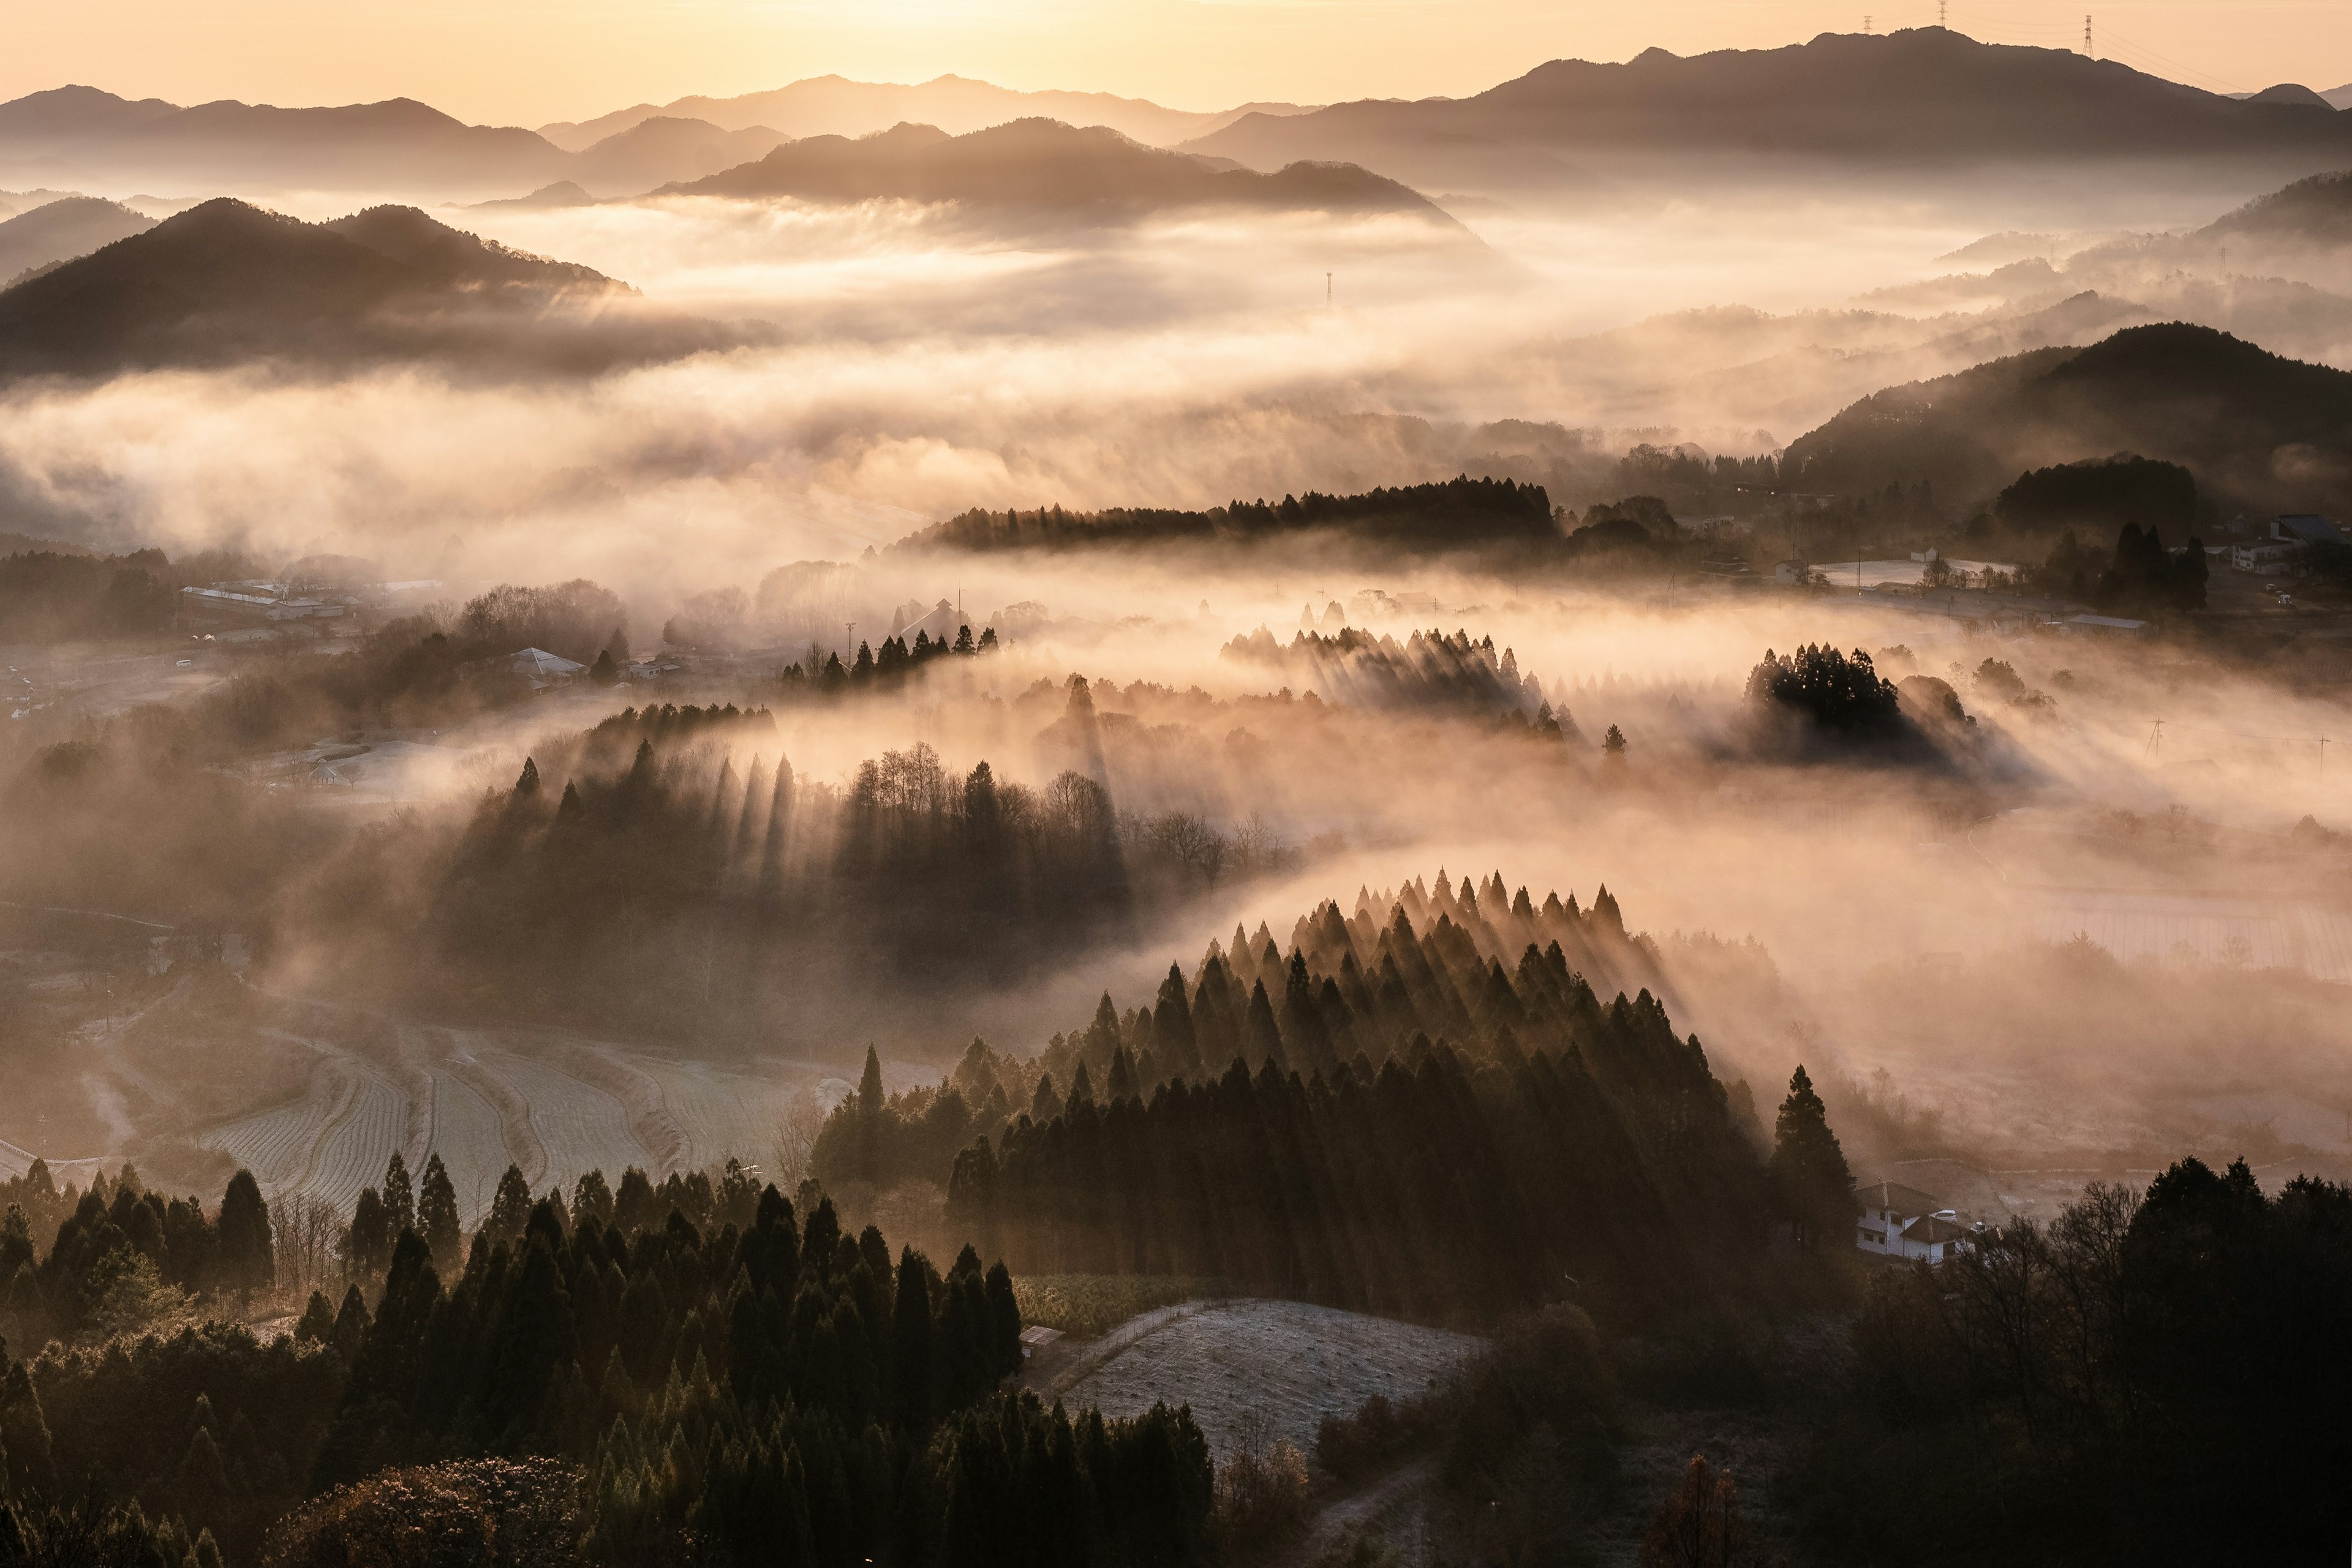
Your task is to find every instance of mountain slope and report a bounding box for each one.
[0,196,154,285]
[570,116,789,196]
[671,118,1457,222]
[0,88,784,198]
[1183,29,2352,192]
[541,74,1311,151]
[1778,323,2352,518]
[0,198,740,378]
[2201,169,2352,249]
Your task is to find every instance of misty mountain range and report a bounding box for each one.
[0,195,151,286]
[538,73,1314,153]
[1181,29,2352,196]
[0,198,747,379]
[1779,322,2352,520]
[665,119,1460,225]
[4,32,2348,208]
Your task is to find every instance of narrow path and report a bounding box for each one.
[1280,1458,1437,1568]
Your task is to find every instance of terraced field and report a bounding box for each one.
[423,1069,513,1227]
[486,1051,650,1197]
[305,1068,408,1214]
[200,1091,331,1189]
[637,1058,794,1170]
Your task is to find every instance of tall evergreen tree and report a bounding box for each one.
[382,1153,415,1237]
[216,1170,272,1299]
[417,1155,462,1276]
[484,1167,533,1248]
[1768,1066,1852,1248]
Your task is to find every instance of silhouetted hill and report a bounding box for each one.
[570,116,788,196]
[541,74,1311,151]
[0,85,178,145]
[20,93,573,192]
[0,196,153,285]
[672,118,1458,223]
[1183,29,2352,193]
[1779,323,2352,518]
[0,198,744,379]
[0,87,798,197]
[464,181,597,213]
[898,475,1558,557]
[2200,169,2352,249]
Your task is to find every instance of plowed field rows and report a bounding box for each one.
[307,1070,407,1213]
[486,1052,649,1196]
[424,1069,512,1227]
[639,1060,791,1170]
[200,1095,328,1189]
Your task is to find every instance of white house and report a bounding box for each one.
[509,647,586,690]
[1856,1179,1980,1264]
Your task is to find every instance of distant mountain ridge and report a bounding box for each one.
[0,87,780,198]
[0,195,153,285]
[1779,322,2352,518]
[1182,29,2352,194]
[540,74,1314,152]
[0,198,743,379]
[668,118,1461,224]
[0,82,1319,200]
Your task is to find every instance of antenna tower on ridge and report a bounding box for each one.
[2084,15,2094,56]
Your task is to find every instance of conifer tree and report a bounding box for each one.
[216,1170,272,1299]
[418,1155,462,1276]
[513,758,541,797]
[1769,1066,1852,1248]
[1030,1074,1060,1123]
[1153,963,1200,1079]
[1243,979,1285,1068]
[383,1152,415,1237]
[484,1166,533,1248]
[293,1291,336,1344]
[891,1246,934,1429]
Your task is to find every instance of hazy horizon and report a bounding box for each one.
[6,5,2350,129]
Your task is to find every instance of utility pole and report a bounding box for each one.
[845,620,855,653]
[2144,718,2164,761]
[1326,272,1332,307]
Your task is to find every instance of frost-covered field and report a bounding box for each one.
[1039,1299,1484,1460]
[189,1030,830,1217]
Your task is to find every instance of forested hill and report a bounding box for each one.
[1777,322,2352,518]
[2199,167,2352,248]
[669,117,1456,222]
[0,198,742,379]
[818,872,1851,1322]
[899,475,1559,555]
[1180,28,2352,194]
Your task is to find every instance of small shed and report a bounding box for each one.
[1019,1325,1065,1359]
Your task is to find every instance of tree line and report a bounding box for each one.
[818,873,1853,1322]
[1,1154,1224,1568]
[902,477,1561,556]
[1218,626,1577,734]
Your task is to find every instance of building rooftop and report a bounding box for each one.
[1859,1179,1944,1218]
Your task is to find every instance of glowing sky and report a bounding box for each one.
[6,0,2349,130]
